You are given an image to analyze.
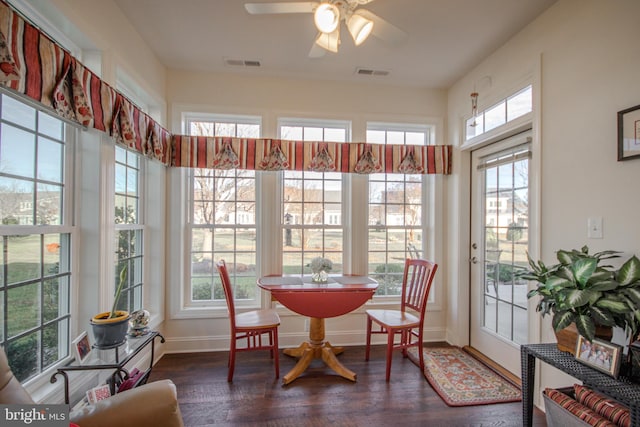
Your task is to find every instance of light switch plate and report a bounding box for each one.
[588,217,603,239]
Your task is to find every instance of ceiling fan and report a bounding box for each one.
[244,1,407,57]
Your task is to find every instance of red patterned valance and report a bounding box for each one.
[172,136,452,175]
[0,0,171,165]
[0,0,452,175]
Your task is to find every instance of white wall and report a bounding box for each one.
[164,70,450,352]
[167,70,447,140]
[447,0,640,404]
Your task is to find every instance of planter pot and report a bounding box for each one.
[311,270,329,283]
[90,311,130,349]
[554,323,613,355]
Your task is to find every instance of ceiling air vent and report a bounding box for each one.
[225,58,261,67]
[356,67,390,77]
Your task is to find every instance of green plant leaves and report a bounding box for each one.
[588,306,615,326]
[546,276,572,290]
[587,280,618,292]
[595,297,629,314]
[557,250,573,265]
[575,315,596,341]
[552,311,575,331]
[556,266,574,282]
[621,287,640,305]
[617,255,640,286]
[525,246,640,337]
[572,258,597,287]
[562,289,591,308]
[110,264,128,319]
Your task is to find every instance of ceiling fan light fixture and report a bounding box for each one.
[314,3,340,33]
[315,27,340,53]
[347,12,373,46]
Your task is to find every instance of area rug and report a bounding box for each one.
[407,346,522,407]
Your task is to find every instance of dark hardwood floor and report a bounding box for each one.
[148,344,546,427]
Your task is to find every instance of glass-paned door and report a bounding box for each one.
[470,131,531,375]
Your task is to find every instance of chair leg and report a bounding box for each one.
[268,331,274,359]
[385,329,395,381]
[400,330,409,358]
[417,331,425,374]
[365,316,372,361]
[273,328,280,379]
[228,338,236,382]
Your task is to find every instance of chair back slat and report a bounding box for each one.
[216,260,236,326]
[401,258,438,318]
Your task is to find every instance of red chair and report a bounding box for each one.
[216,260,280,382]
[365,258,438,381]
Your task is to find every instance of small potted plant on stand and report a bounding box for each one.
[521,246,640,354]
[90,265,131,348]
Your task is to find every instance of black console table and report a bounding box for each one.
[51,331,164,404]
[521,343,640,427]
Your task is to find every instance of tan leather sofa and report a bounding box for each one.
[0,347,184,427]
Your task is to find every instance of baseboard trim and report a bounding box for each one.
[161,327,448,354]
[463,345,522,388]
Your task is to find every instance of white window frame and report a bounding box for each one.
[365,122,435,300]
[171,112,444,317]
[183,113,262,310]
[465,85,533,142]
[0,89,75,387]
[114,146,144,314]
[277,117,351,276]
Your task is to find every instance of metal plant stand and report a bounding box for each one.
[521,343,640,427]
[51,331,164,404]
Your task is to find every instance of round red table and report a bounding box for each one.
[257,275,378,385]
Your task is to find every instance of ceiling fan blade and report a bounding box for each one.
[308,36,327,58]
[245,2,318,14]
[357,9,408,45]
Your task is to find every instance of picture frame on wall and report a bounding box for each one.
[575,336,622,378]
[72,331,92,364]
[617,104,640,160]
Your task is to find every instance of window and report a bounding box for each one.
[186,115,260,306]
[366,123,431,296]
[466,85,532,140]
[0,91,72,382]
[114,146,143,313]
[280,119,349,275]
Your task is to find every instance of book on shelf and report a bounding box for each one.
[86,384,111,404]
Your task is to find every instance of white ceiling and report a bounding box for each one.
[113,0,557,89]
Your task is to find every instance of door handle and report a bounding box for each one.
[470,256,478,264]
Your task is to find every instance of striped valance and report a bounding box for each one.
[172,136,452,174]
[0,0,452,175]
[0,0,171,165]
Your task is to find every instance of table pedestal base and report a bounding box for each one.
[281,317,356,385]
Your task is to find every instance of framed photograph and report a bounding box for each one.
[617,104,640,160]
[575,336,622,378]
[72,331,92,364]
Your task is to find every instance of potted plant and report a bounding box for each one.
[90,265,131,348]
[521,246,640,353]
